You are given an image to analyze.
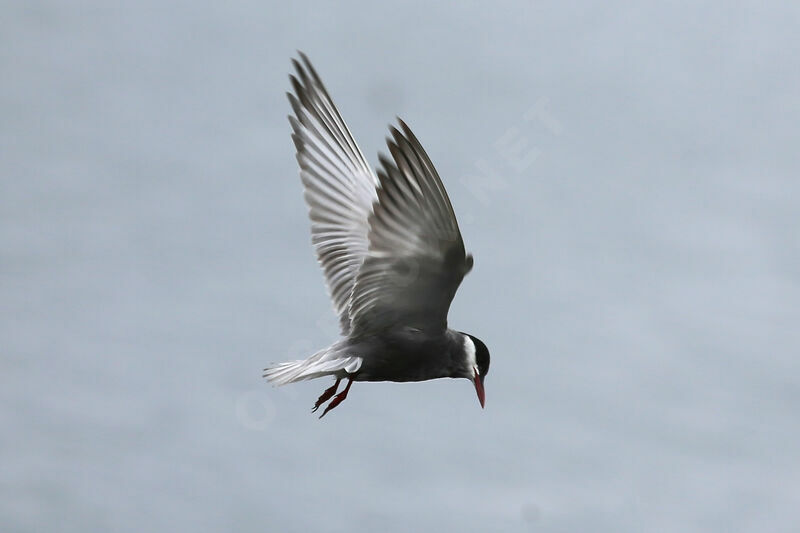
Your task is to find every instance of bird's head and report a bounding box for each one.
[461,333,490,408]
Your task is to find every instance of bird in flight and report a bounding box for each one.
[263,53,490,418]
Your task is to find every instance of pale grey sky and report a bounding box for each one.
[2,2,799,532]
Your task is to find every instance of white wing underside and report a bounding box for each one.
[287,54,378,335]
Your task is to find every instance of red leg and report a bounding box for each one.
[312,377,341,413]
[318,378,353,419]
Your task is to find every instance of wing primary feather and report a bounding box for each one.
[348,119,472,334]
[286,54,379,334]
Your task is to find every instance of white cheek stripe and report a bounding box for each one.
[463,336,477,374]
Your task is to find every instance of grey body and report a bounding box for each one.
[334,328,467,383]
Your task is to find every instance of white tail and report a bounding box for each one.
[263,345,362,385]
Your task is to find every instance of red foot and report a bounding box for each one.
[312,378,341,413]
[319,379,353,419]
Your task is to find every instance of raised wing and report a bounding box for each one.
[287,53,379,334]
[348,120,473,335]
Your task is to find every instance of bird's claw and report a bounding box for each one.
[312,378,341,413]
